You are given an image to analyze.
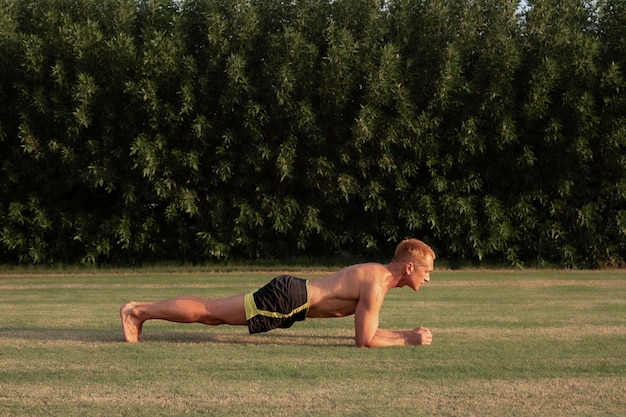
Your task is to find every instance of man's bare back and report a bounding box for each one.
[306,263,392,318]
[121,239,435,347]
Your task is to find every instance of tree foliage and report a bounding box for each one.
[1,0,625,267]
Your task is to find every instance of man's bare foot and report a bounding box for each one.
[120,302,143,343]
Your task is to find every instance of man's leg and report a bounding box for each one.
[120,294,247,343]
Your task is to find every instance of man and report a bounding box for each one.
[120,238,435,347]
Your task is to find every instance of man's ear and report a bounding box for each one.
[404,262,414,275]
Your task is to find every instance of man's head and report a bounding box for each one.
[391,239,436,267]
[391,239,435,291]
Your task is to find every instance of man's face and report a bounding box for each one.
[411,256,434,290]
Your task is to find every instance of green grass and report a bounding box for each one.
[0,269,625,416]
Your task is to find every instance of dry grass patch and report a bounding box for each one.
[439,324,625,341]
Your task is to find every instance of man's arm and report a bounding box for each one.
[353,281,432,347]
[370,327,432,347]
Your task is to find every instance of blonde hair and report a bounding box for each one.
[391,239,435,266]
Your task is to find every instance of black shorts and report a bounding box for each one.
[244,275,310,334]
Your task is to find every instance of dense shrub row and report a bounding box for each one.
[1,0,625,266]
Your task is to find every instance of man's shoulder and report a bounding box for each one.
[343,263,390,284]
[316,263,389,287]
[322,262,389,285]
[346,262,387,271]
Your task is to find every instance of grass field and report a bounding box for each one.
[0,268,625,416]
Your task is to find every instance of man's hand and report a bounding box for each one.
[410,327,432,345]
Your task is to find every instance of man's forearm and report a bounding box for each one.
[359,328,432,347]
[360,329,415,347]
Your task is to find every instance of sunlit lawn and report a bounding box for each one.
[1,268,625,416]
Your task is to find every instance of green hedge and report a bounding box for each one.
[1,0,625,267]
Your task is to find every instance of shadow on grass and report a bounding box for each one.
[139,330,355,346]
[0,328,355,346]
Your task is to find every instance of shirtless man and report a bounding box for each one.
[120,238,435,347]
